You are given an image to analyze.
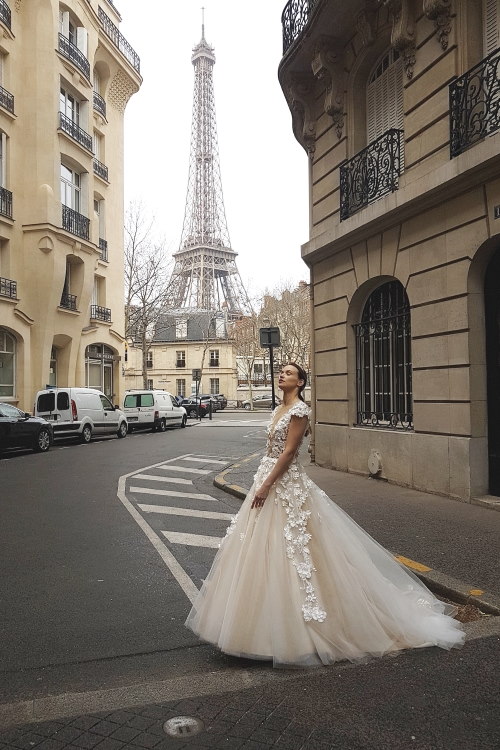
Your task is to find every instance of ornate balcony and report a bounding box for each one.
[0,84,14,114]
[450,47,500,158]
[0,0,11,30]
[281,0,317,55]
[93,91,106,118]
[340,129,404,221]
[62,205,90,240]
[0,186,12,219]
[0,276,16,299]
[93,157,109,181]
[58,33,90,80]
[99,238,108,261]
[90,304,112,323]
[98,8,140,73]
[60,292,77,311]
[59,112,93,152]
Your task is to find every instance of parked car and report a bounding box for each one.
[123,389,187,432]
[213,393,227,409]
[180,398,209,418]
[242,394,281,410]
[198,394,220,411]
[0,402,53,454]
[35,387,128,443]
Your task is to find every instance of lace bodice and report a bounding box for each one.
[266,401,310,459]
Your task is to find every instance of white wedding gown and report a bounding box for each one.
[185,402,465,667]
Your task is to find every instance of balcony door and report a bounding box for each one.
[366,48,404,168]
[485,247,500,496]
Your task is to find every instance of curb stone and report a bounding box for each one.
[213,454,500,617]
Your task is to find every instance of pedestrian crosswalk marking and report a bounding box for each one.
[161,530,222,548]
[133,474,193,485]
[157,464,212,475]
[138,504,233,520]
[181,457,228,465]
[129,486,217,501]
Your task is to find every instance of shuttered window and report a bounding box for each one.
[484,0,500,55]
[366,48,404,168]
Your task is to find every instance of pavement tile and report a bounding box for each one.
[136,708,165,721]
[227,724,258,739]
[5,733,47,750]
[140,722,165,738]
[128,732,162,749]
[70,719,100,733]
[33,739,66,750]
[109,727,142,744]
[241,741,271,750]
[105,713,136,726]
[50,728,85,744]
[0,732,24,745]
[274,737,306,750]
[87,722,120,739]
[70,732,103,750]
[249,728,281,745]
[30,724,66,738]
[124,718,154,733]
[90,739,124,750]
[261,717,291,733]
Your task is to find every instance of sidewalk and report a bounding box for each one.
[214,451,500,615]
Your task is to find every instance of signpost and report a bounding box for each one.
[192,368,202,420]
[259,326,281,409]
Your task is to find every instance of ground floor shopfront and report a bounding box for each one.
[309,185,500,502]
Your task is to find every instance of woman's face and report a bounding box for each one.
[278,364,303,392]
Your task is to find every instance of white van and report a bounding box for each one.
[122,390,187,432]
[35,387,128,443]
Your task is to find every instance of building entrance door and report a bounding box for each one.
[485,247,500,496]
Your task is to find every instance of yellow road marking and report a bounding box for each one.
[395,555,432,573]
[469,589,485,596]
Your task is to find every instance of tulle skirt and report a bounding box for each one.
[185,457,465,667]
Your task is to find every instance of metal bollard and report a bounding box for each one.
[209,400,212,420]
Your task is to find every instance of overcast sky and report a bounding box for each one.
[118,0,310,302]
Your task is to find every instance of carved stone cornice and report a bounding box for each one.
[287,73,317,157]
[386,0,416,78]
[423,0,452,50]
[311,36,345,139]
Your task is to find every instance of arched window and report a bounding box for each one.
[0,328,16,397]
[355,281,412,429]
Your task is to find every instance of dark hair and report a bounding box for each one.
[285,362,308,402]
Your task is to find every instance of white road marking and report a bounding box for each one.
[130,486,217,501]
[117,455,200,603]
[138,504,233,520]
[161,530,222,548]
[181,457,228,465]
[156,464,212,475]
[133,474,193,485]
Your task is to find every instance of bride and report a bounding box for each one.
[185,362,465,667]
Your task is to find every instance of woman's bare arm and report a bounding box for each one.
[251,415,308,508]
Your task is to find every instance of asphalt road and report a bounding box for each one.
[1,412,499,748]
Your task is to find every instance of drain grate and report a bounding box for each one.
[163,715,205,738]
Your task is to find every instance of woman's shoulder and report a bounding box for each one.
[288,401,310,419]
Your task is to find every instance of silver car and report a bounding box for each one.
[242,394,281,410]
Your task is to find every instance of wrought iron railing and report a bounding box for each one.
[449,47,500,158]
[0,84,14,113]
[340,129,404,221]
[0,276,16,298]
[237,378,274,387]
[281,0,318,55]
[99,238,108,261]
[58,33,90,79]
[93,91,107,118]
[93,157,109,181]
[0,186,12,218]
[0,0,11,30]
[62,205,90,240]
[60,292,77,311]
[98,7,140,73]
[90,304,112,322]
[59,112,93,151]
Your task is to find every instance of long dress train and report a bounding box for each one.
[185,401,465,667]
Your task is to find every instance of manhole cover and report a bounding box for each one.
[163,715,204,738]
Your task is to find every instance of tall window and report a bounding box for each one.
[355,281,412,429]
[60,164,80,211]
[147,379,153,390]
[49,347,57,386]
[59,9,88,55]
[175,318,187,339]
[146,350,153,368]
[176,350,185,367]
[209,349,219,367]
[484,0,500,54]
[367,48,404,169]
[85,343,114,397]
[210,378,220,395]
[176,378,186,397]
[60,87,80,124]
[0,328,15,397]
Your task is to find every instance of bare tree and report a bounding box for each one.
[232,313,263,407]
[124,202,172,388]
[260,281,311,372]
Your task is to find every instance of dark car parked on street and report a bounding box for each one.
[0,402,53,453]
[213,393,227,409]
[180,398,210,418]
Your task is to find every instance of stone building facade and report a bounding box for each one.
[279,0,500,500]
[0,0,141,410]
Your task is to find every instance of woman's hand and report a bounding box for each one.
[251,483,270,509]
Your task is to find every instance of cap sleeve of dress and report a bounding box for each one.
[289,402,310,420]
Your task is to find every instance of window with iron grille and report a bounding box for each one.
[209,349,219,367]
[176,350,185,368]
[354,281,412,430]
[176,379,186,397]
[210,378,220,395]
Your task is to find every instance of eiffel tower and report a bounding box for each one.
[167,19,252,320]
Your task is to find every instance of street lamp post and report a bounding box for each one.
[259,324,281,410]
